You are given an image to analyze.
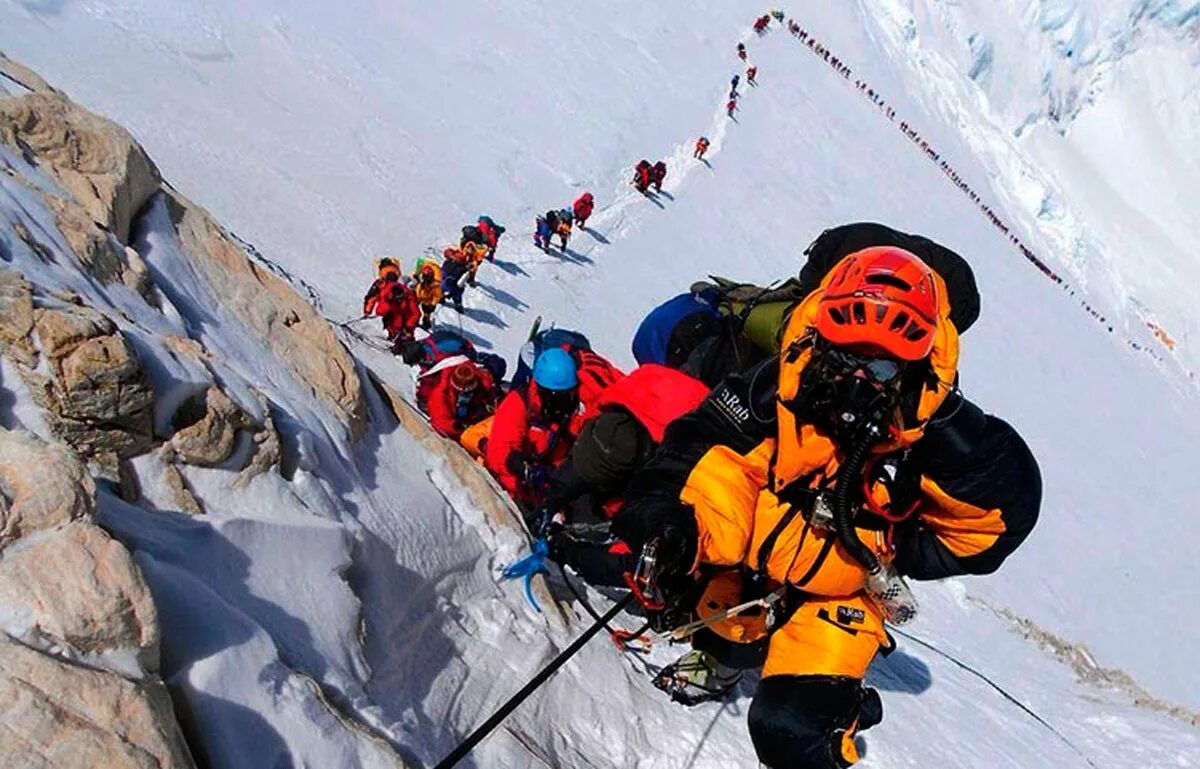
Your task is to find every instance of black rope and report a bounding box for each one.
[433,592,635,769]
[892,627,1100,768]
[556,561,651,653]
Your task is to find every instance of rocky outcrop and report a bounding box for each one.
[30,303,156,459]
[168,386,250,468]
[0,635,193,769]
[0,521,159,670]
[160,460,205,516]
[0,284,157,462]
[165,190,367,441]
[0,269,37,368]
[0,53,57,95]
[46,195,153,296]
[236,389,282,487]
[0,429,194,767]
[0,90,160,245]
[0,429,94,551]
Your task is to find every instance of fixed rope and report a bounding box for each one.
[892,627,1100,769]
[432,593,636,769]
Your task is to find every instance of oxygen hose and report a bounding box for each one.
[832,425,882,573]
[833,422,919,625]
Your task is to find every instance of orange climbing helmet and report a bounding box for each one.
[814,246,941,361]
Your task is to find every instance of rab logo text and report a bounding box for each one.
[836,606,865,625]
[715,387,751,427]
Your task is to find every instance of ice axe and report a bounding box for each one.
[498,538,550,612]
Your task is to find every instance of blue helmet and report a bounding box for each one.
[532,348,579,390]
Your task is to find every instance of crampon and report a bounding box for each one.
[652,649,743,706]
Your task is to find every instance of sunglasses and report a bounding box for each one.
[818,347,904,384]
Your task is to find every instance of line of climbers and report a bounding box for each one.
[535,191,595,253]
[393,219,1041,769]
[361,215,507,347]
[369,16,1042,767]
[633,159,668,195]
[787,14,1176,360]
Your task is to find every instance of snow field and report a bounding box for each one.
[3,2,1200,767]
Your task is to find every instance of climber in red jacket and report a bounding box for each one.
[532,364,710,586]
[572,192,595,229]
[419,361,499,441]
[486,347,622,506]
[362,257,420,347]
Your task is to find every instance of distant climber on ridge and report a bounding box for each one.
[555,208,573,250]
[411,259,443,330]
[440,247,469,313]
[693,136,710,160]
[362,257,419,350]
[535,213,553,251]
[572,192,595,230]
[633,160,652,194]
[650,161,668,193]
[476,215,505,260]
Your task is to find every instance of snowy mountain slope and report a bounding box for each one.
[4,2,1200,768]
[853,0,1200,375]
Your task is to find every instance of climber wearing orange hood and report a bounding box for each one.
[412,260,443,330]
[615,245,1041,768]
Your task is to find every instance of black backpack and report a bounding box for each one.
[799,222,980,333]
[461,225,484,246]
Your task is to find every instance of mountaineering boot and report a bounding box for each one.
[653,649,743,706]
[858,686,883,732]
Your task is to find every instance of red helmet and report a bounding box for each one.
[814,247,940,361]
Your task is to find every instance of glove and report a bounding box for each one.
[523,502,562,539]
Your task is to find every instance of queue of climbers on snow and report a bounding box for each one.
[535,190,596,252]
[359,214,508,345]
[357,14,1042,768]
[366,217,1042,769]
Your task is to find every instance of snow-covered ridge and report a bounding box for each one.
[4,2,1200,766]
[856,0,1200,379]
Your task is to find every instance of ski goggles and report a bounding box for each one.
[817,347,904,385]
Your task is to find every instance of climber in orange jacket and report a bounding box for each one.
[412,260,443,330]
[614,245,1041,768]
[462,241,489,287]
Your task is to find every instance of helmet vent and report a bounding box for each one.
[828,307,847,325]
[889,311,911,333]
[866,273,912,291]
[852,301,867,324]
[903,324,929,343]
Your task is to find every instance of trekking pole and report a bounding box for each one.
[433,592,635,769]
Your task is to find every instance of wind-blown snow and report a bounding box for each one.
[3,1,1200,767]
